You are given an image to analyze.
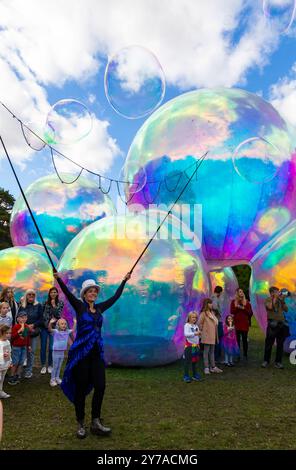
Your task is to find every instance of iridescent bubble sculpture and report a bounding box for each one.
[0,244,57,303]
[10,174,115,259]
[124,88,295,268]
[58,212,209,366]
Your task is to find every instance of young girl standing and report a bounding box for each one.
[183,311,201,383]
[221,315,240,366]
[198,298,223,375]
[0,302,12,328]
[0,325,12,399]
[48,317,76,387]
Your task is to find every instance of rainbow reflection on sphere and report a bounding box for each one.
[125,88,296,268]
[10,174,115,259]
[250,220,296,334]
[0,244,56,303]
[58,213,209,366]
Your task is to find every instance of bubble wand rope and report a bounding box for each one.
[129,151,208,275]
[0,135,57,273]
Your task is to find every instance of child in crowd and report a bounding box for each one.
[183,311,201,383]
[0,302,12,328]
[8,311,31,385]
[48,317,76,387]
[221,315,240,366]
[0,325,12,399]
[198,298,223,375]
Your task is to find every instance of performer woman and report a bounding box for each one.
[54,271,131,439]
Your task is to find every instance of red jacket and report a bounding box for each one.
[230,300,253,332]
[11,324,31,347]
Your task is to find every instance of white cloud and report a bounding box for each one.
[0,0,284,171]
[269,65,296,128]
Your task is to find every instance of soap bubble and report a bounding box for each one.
[44,99,93,145]
[263,0,296,33]
[232,136,281,184]
[104,45,165,119]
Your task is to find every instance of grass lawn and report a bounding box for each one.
[1,320,296,450]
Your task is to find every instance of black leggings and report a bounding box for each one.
[236,330,249,357]
[72,347,106,422]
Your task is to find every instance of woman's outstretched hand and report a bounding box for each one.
[124,272,131,281]
[53,271,59,279]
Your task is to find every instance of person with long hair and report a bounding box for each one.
[183,311,201,383]
[230,288,253,362]
[198,298,223,375]
[53,271,131,439]
[0,287,18,325]
[40,287,64,375]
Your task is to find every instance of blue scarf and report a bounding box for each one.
[61,303,104,403]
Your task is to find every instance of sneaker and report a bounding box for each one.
[56,378,62,385]
[90,418,111,436]
[0,391,11,398]
[274,362,284,369]
[192,374,202,381]
[229,362,235,367]
[47,366,53,374]
[210,367,223,373]
[261,361,269,368]
[204,368,210,375]
[50,379,57,387]
[24,371,33,379]
[40,367,47,374]
[183,375,192,383]
[77,422,87,439]
[8,376,19,385]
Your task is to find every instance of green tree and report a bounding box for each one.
[232,264,252,298]
[0,187,15,250]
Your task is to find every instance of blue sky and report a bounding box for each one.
[1,0,296,200]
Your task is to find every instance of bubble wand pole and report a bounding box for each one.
[129,151,208,274]
[0,135,57,272]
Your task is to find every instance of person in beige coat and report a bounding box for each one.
[198,299,223,375]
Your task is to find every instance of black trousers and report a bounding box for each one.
[264,323,288,364]
[236,330,248,357]
[72,346,106,422]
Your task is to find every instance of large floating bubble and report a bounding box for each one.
[104,46,165,119]
[58,212,209,366]
[0,244,57,303]
[125,88,295,267]
[10,174,115,259]
[263,0,296,33]
[208,268,239,319]
[44,99,93,145]
[250,220,296,333]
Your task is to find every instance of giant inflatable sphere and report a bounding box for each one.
[58,213,209,366]
[0,244,56,303]
[10,174,115,259]
[250,220,296,332]
[208,268,238,319]
[124,88,296,268]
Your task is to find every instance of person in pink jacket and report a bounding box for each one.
[221,315,240,366]
[198,299,223,375]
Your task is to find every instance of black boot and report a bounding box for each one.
[90,418,111,436]
[77,421,87,439]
